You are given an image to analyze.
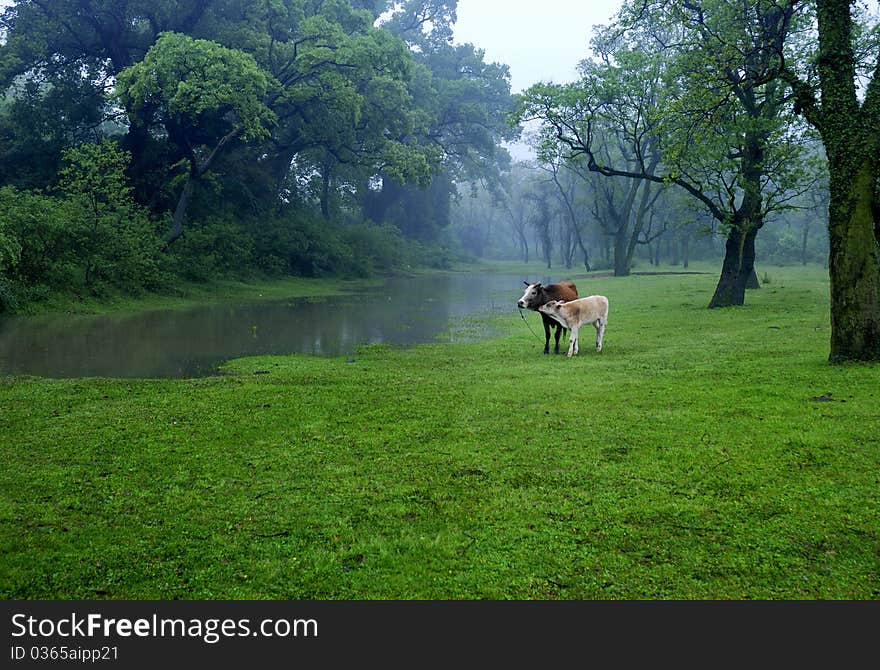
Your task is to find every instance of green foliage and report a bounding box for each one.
[258,4,448,229]
[117,32,276,144]
[759,224,825,266]
[0,218,21,273]
[252,214,415,278]
[0,63,108,190]
[339,222,409,274]
[164,210,418,281]
[58,141,168,293]
[354,18,516,239]
[0,215,22,312]
[0,142,168,306]
[0,186,77,293]
[248,214,354,278]
[422,42,518,174]
[168,216,257,282]
[382,0,458,52]
[0,0,516,304]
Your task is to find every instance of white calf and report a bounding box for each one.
[538,296,609,357]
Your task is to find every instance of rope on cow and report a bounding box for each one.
[518,307,543,341]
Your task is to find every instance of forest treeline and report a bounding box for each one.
[1,0,878,361]
[0,0,517,312]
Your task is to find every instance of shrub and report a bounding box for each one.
[0,142,170,308]
[253,213,355,278]
[0,214,22,312]
[0,186,78,290]
[169,216,255,281]
[59,142,169,292]
[339,223,407,275]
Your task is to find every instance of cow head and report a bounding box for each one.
[538,299,567,323]
[517,282,544,310]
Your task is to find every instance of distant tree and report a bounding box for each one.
[522,180,557,269]
[540,119,665,277]
[370,1,518,241]
[537,150,593,271]
[449,181,506,259]
[500,165,535,263]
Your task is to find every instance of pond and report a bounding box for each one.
[0,273,535,379]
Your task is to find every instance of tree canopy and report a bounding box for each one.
[0,0,516,309]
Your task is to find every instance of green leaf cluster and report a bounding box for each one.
[117,32,276,143]
[0,141,168,303]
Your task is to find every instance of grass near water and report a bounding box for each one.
[1,264,878,599]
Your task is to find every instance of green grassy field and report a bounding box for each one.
[1,263,878,599]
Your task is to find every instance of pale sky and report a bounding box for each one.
[452,0,624,94]
[451,1,624,160]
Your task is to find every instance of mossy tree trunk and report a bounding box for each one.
[809,0,880,362]
[825,152,880,362]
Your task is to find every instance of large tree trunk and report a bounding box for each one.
[813,0,880,363]
[579,241,592,272]
[551,167,592,271]
[624,180,661,274]
[536,217,552,269]
[709,225,758,308]
[746,266,761,289]
[709,121,765,307]
[826,157,880,362]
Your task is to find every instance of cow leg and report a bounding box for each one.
[541,313,551,354]
[595,318,605,352]
[568,326,578,357]
[553,323,564,354]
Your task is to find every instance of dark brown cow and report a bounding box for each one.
[516,280,578,354]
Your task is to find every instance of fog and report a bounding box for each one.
[453,0,623,94]
[453,1,623,161]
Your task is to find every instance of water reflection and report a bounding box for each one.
[0,273,521,378]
